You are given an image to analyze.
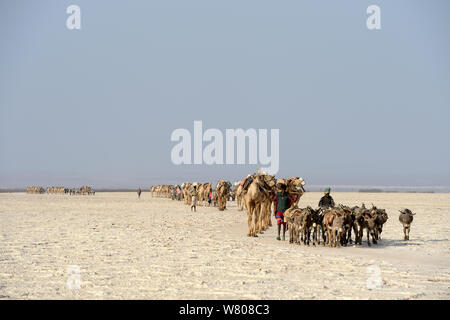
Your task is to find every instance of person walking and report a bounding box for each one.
[137,187,142,199]
[207,190,212,206]
[177,186,182,201]
[270,184,296,241]
[190,186,198,212]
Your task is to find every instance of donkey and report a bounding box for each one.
[399,209,415,240]
[299,206,315,246]
[351,204,369,245]
[287,209,301,244]
[330,212,345,247]
[285,206,302,244]
[323,208,346,247]
[311,207,324,246]
[339,205,355,246]
[370,205,389,240]
[362,212,378,247]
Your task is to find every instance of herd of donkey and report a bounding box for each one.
[150,170,417,248]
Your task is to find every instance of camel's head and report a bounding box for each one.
[216,180,229,191]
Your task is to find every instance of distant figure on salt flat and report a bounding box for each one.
[190,186,198,212]
[208,190,212,206]
[137,187,142,199]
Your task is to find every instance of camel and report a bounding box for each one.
[156,185,162,197]
[259,180,277,232]
[182,182,193,205]
[243,172,277,237]
[215,180,230,211]
[196,183,204,205]
[236,174,257,211]
[236,184,245,211]
[152,185,169,198]
[197,183,212,206]
[158,185,171,198]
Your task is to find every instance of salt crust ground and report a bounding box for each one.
[0,192,449,299]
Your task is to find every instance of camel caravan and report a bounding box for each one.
[46,186,67,194]
[70,185,95,195]
[26,185,95,195]
[151,181,231,210]
[150,185,174,198]
[26,186,45,194]
[65,185,96,195]
[150,168,416,247]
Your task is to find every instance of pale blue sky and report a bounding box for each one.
[1,0,449,188]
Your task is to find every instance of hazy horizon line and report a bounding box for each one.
[2,184,449,193]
